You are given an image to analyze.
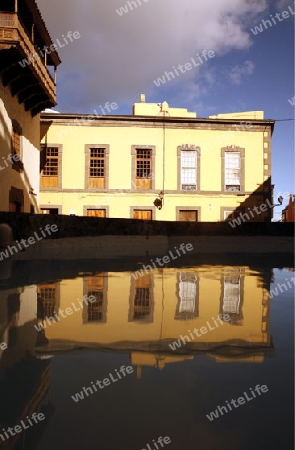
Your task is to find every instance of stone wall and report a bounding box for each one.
[0,212,293,240]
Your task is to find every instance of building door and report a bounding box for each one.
[179,210,198,222]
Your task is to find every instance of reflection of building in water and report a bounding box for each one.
[0,286,53,449]
[38,267,273,367]
[175,272,199,320]
[131,352,194,378]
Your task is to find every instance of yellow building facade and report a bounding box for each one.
[0,0,60,213]
[40,97,274,221]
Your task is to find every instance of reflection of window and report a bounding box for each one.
[84,274,107,323]
[129,274,154,322]
[175,272,199,320]
[37,284,59,319]
[220,273,244,326]
[223,276,240,313]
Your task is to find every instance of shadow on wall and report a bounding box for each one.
[223,178,273,224]
[0,105,39,213]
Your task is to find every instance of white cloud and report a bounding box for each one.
[228,60,255,85]
[37,0,267,111]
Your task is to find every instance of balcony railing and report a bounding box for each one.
[0,11,56,105]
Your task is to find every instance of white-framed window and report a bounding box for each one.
[225,152,241,192]
[181,150,197,190]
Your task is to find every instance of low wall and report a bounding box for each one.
[0,212,293,239]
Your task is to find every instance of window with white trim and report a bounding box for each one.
[225,152,241,192]
[180,150,197,190]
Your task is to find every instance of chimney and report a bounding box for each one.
[140,94,145,103]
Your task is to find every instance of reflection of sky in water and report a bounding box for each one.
[0,266,293,450]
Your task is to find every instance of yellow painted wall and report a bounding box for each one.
[0,80,40,212]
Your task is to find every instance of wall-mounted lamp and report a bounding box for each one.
[29,188,37,196]
[270,196,284,208]
[153,191,164,210]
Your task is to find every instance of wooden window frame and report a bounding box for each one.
[83,206,109,217]
[176,206,201,222]
[9,186,24,212]
[11,119,23,172]
[131,145,156,191]
[40,144,62,190]
[85,144,109,190]
[130,207,155,220]
[40,205,62,214]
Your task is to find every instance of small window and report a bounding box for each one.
[223,210,239,220]
[86,209,106,217]
[133,209,152,220]
[179,210,198,222]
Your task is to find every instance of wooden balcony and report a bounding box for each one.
[0,11,58,116]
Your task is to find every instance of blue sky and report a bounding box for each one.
[38,0,294,219]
